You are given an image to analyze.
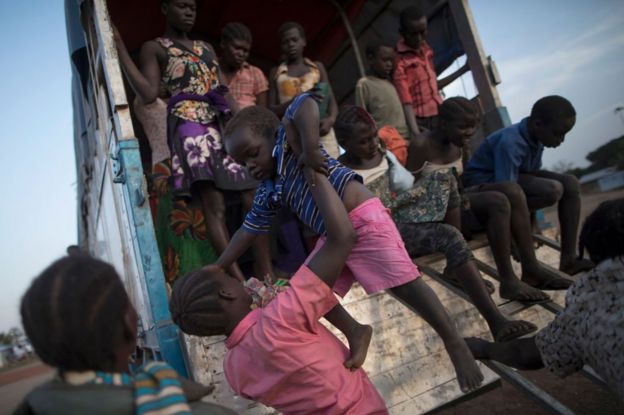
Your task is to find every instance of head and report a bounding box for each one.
[161,0,196,33]
[278,21,306,62]
[399,5,428,50]
[366,41,395,79]
[335,106,379,161]
[20,255,137,373]
[221,22,253,70]
[578,198,624,264]
[169,265,252,337]
[438,97,480,146]
[223,106,280,180]
[529,95,576,148]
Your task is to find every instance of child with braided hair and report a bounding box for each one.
[335,105,536,343]
[214,92,485,393]
[15,255,234,415]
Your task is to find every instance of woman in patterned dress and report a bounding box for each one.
[113,0,271,281]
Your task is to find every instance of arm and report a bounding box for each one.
[289,97,328,175]
[268,66,293,117]
[403,104,421,135]
[438,62,469,90]
[354,79,366,109]
[254,67,269,107]
[215,227,257,270]
[255,91,268,107]
[112,26,160,104]
[405,134,428,173]
[493,138,523,182]
[305,170,357,288]
[393,58,421,134]
[316,61,338,136]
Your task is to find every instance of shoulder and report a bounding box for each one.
[142,39,165,56]
[200,41,216,54]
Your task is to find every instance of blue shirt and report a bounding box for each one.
[463,117,544,186]
[243,94,361,235]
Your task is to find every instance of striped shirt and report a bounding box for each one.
[243,93,361,235]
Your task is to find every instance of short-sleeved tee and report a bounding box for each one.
[463,117,544,186]
[242,93,361,235]
[222,62,268,109]
[224,265,388,414]
[355,76,409,138]
[393,38,442,118]
[535,257,624,399]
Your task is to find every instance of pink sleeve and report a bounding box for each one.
[392,56,412,104]
[264,265,338,333]
[253,66,269,95]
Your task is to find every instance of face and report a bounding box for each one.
[369,46,395,79]
[532,116,576,148]
[222,39,251,69]
[441,114,478,147]
[341,122,379,161]
[401,17,428,49]
[225,126,276,180]
[163,0,196,32]
[280,27,306,61]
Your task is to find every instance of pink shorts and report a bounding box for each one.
[306,198,420,297]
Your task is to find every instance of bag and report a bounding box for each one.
[386,151,414,193]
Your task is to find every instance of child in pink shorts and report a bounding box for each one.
[217,92,484,393]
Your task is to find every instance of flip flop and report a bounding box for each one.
[530,276,572,290]
[494,321,537,342]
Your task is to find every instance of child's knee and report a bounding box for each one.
[540,180,564,205]
[558,174,580,197]
[497,182,527,206]
[487,193,511,217]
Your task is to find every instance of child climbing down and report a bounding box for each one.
[16,255,233,415]
[217,92,484,393]
[170,167,388,413]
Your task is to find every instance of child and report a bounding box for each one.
[16,255,233,414]
[335,105,537,342]
[463,95,594,275]
[169,168,388,413]
[467,198,624,400]
[393,5,469,132]
[217,92,484,393]
[268,21,340,158]
[408,97,569,301]
[220,22,269,108]
[355,40,416,165]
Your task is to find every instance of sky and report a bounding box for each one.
[0,0,623,333]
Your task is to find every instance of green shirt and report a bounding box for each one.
[355,76,409,138]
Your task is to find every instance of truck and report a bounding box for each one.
[65,0,592,413]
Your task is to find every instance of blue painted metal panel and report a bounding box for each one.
[116,139,188,377]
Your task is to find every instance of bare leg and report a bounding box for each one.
[390,278,484,392]
[468,191,551,301]
[324,304,373,370]
[465,337,544,370]
[197,182,245,282]
[241,189,274,280]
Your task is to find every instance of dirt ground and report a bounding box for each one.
[0,361,53,414]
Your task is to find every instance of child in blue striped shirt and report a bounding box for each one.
[217,93,484,392]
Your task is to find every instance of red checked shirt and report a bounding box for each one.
[393,38,442,118]
[222,62,268,109]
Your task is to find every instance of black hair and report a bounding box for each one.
[334,105,377,147]
[578,198,624,264]
[438,96,479,125]
[221,22,252,45]
[223,105,281,142]
[365,39,395,58]
[278,21,305,39]
[20,255,132,372]
[399,5,426,30]
[169,269,224,336]
[530,95,576,125]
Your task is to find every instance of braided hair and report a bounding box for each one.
[221,22,252,45]
[223,105,280,143]
[578,198,624,264]
[334,105,377,147]
[169,269,225,336]
[20,255,133,372]
[438,96,479,125]
[530,95,576,125]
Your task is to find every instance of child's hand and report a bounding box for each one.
[299,149,328,176]
[319,117,334,136]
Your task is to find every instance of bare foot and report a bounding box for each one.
[499,279,550,303]
[465,337,491,360]
[491,319,536,342]
[445,339,484,393]
[560,258,594,276]
[344,324,373,371]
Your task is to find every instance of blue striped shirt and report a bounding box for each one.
[243,93,361,235]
